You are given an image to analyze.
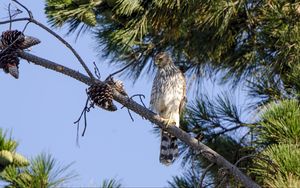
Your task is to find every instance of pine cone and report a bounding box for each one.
[0,30,40,50]
[0,48,19,79]
[0,30,25,49]
[105,77,128,96]
[87,83,117,111]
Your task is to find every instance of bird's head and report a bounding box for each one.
[154,52,172,68]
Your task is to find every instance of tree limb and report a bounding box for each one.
[2,0,95,80]
[17,51,260,188]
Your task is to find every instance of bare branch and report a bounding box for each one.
[0,17,29,25]
[5,0,95,80]
[29,19,95,80]
[17,51,260,188]
[18,51,92,85]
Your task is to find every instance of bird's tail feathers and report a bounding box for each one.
[160,130,178,165]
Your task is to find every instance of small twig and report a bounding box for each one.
[121,94,147,122]
[8,3,12,30]
[82,106,88,136]
[121,102,135,122]
[130,94,147,108]
[199,163,215,188]
[22,21,31,33]
[11,8,22,18]
[74,96,92,146]
[127,108,135,122]
[93,62,101,79]
[12,0,33,19]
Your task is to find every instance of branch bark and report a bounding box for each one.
[18,51,260,188]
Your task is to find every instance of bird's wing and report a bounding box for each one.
[149,74,158,112]
[179,72,187,115]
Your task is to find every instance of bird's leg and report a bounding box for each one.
[161,118,176,128]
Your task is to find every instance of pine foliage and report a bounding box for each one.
[258,100,300,145]
[0,129,29,172]
[0,153,76,188]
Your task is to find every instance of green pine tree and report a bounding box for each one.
[0,152,77,188]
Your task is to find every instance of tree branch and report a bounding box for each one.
[17,51,260,188]
[1,0,95,80]
[0,17,29,25]
[28,19,95,80]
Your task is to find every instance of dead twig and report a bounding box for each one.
[21,21,30,33]
[130,94,147,108]
[8,3,12,30]
[74,95,93,145]
[12,0,33,18]
[93,62,101,79]
[121,94,147,122]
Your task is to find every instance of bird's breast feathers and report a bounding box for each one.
[150,71,185,114]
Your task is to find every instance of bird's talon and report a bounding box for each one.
[162,118,176,128]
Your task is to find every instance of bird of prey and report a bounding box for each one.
[150,52,186,165]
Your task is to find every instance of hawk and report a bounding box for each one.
[150,52,186,165]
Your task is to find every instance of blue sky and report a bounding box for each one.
[0,1,186,187]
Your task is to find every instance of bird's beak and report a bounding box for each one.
[8,64,19,79]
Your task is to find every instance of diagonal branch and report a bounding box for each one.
[28,18,95,80]
[18,51,260,188]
